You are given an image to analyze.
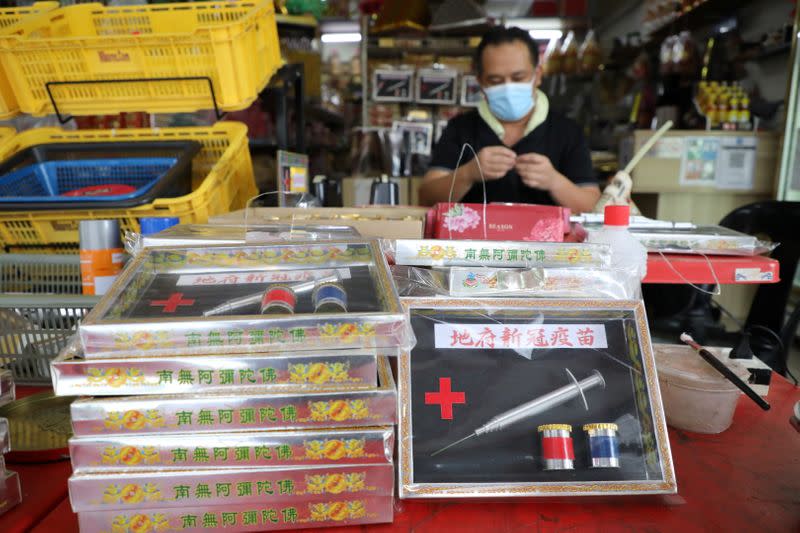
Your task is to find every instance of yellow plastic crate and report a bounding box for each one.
[0,126,14,148]
[0,2,58,119]
[0,1,281,116]
[0,122,257,249]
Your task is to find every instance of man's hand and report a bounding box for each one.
[515,152,564,191]
[469,145,517,181]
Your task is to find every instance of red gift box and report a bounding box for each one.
[431,203,569,242]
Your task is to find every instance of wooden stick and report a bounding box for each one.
[680,333,770,411]
[623,120,674,174]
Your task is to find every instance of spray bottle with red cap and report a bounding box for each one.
[588,205,648,281]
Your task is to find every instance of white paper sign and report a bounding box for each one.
[734,268,774,282]
[177,268,351,286]
[648,137,684,159]
[434,323,608,350]
[716,136,757,190]
[680,137,720,186]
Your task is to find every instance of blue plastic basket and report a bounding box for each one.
[0,158,178,204]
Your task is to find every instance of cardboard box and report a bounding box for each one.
[76,494,393,532]
[431,203,569,241]
[210,207,430,240]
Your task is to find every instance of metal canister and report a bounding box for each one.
[260,285,297,314]
[79,220,124,296]
[538,423,575,471]
[312,281,347,313]
[583,423,620,468]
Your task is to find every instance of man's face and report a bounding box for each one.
[478,40,541,90]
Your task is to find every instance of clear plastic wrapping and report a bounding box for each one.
[0,417,8,454]
[69,463,394,512]
[76,494,393,532]
[391,266,639,300]
[0,470,21,517]
[124,224,362,256]
[388,239,612,268]
[397,298,675,498]
[52,338,378,396]
[70,357,396,436]
[626,226,776,256]
[78,240,413,358]
[0,370,13,408]
[70,427,394,473]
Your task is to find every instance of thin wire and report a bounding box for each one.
[656,251,721,295]
[447,143,488,240]
[785,366,799,385]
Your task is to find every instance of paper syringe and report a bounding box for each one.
[203,274,339,316]
[430,368,605,457]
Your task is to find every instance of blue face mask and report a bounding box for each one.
[484,81,536,122]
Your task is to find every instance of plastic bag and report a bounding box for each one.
[391,265,640,300]
[561,31,578,75]
[578,29,601,74]
[543,37,563,76]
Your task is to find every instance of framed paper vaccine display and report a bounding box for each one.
[397,298,676,498]
[77,240,410,358]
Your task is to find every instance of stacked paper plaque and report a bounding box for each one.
[0,370,21,517]
[54,240,406,532]
[388,239,639,300]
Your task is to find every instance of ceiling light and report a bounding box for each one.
[529,29,563,40]
[321,32,362,43]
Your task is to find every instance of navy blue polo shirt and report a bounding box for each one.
[429,101,597,205]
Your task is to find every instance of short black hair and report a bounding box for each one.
[475,26,539,76]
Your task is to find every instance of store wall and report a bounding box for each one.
[596,0,793,104]
[322,42,360,62]
[737,0,794,102]
[596,1,645,52]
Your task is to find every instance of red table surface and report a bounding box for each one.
[8,378,800,533]
[644,253,780,285]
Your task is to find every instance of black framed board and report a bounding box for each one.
[398,298,676,498]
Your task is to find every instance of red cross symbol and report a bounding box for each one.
[149,292,195,313]
[425,377,466,420]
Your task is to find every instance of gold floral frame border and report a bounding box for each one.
[397,298,676,498]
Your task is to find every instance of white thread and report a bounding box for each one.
[656,251,722,295]
[447,143,488,240]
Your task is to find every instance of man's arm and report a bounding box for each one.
[419,162,477,207]
[419,146,516,206]
[549,177,601,214]
[515,153,600,213]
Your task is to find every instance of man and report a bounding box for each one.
[419,27,600,213]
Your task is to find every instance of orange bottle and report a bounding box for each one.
[79,220,124,296]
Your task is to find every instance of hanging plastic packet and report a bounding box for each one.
[447,267,640,300]
[560,31,578,75]
[543,37,563,77]
[578,30,601,74]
